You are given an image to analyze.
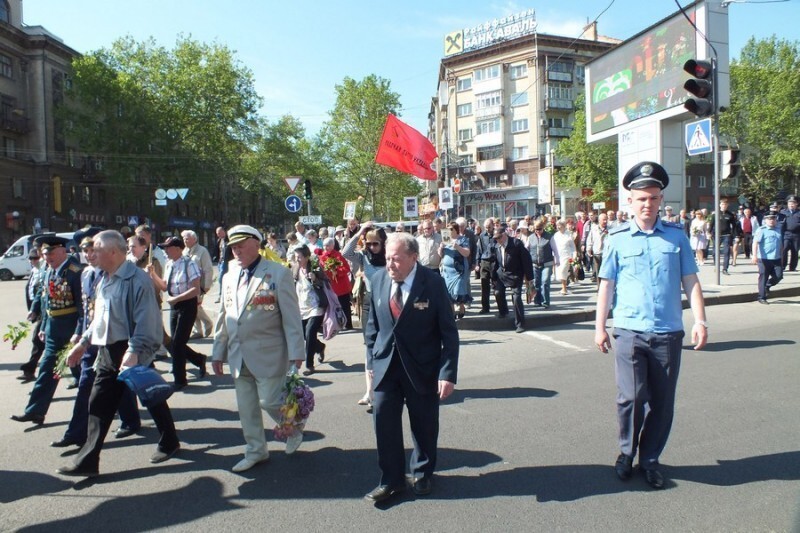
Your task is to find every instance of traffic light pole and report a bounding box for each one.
[712,58,721,286]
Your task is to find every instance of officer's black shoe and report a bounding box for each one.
[643,468,665,489]
[614,453,633,481]
[10,413,44,424]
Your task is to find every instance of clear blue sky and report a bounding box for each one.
[22,0,799,135]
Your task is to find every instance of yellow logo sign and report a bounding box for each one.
[444,31,463,56]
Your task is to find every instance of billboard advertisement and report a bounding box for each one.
[586,6,700,140]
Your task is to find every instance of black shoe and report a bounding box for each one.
[643,467,665,489]
[57,464,99,477]
[614,453,633,480]
[479,309,490,314]
[412,477,432,496]
[114,426,139,439]
[174,382,188,391]
[757,299,769,305]
[302,368,315,376]
[317,344,326,364]
[17,372,35,382]
[10,413,44,424]
[198,355,207,379]
[66,380,78,390]
[364,484,405,503]
[366,403,374,414]
[150,445,180,464]
[51,437,84,448]
[457,311,465,320]
[722,270,730,275]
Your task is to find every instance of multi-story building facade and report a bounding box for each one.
[429,11,618,222]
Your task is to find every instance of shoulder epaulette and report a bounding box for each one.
[609,223,629,235]
[68,263,84,273]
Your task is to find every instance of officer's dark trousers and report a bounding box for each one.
[783,234,799,271]
[25,325,72,417]
[169,299,205,386]
[64,346,140,444]
[757,259,783,300]
[479,259,494,312]
[73,341,178,471]
[20,319,44,375]
[613,328,684,470]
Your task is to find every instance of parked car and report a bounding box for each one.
[0,232,77,281]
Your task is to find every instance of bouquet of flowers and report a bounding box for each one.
[273,372,315,441]
[322,255,344,282]
[53,344,74,380]
[3,321,30,350]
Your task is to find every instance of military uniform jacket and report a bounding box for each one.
[36,256,84,337]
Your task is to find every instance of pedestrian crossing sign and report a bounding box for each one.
[685,118,712,156]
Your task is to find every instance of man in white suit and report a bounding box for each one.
[211,225,306,473]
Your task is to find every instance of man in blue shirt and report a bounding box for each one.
[595,161,708,490]
[752,213,783,304]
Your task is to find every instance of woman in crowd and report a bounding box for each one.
[552,219,577,295]
[291,245,327,376]
[285,232,301,263]
[438,221,472,320]
[341,221,387,410]
[690,211,708,266]
[265,232,286,259]
[317,237,353,330]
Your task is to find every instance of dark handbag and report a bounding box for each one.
[574,263,585,281]
[118,366,174,408]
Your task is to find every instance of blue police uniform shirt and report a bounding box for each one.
[753,226,782,260]
[599,218,698,333]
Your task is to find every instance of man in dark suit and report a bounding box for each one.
[492,225,533,333]
[364,232,459,503]
[19,248,45,382]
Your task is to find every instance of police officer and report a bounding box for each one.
[595,162,708,490]
[780,195,800,271]
[11,235,83,425]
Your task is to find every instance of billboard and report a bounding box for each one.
[586,7,699,140]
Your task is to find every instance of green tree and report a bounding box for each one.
[318,75,422,222]
[64,35,262,224]
[720,36,800,205]
[554,93,618,201]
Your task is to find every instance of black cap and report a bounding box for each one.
[157,236,185,250]
[34,235,69,251]
[622,162,669,190]
[73,226,102,247]
[787,195,798,203]
[28,248,40,259]
[769,203,779,210]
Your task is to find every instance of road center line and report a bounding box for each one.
[524,331,589,352]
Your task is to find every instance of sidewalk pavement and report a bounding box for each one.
[458,261,800,331]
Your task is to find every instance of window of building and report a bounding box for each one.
[548,83,573,100]
[0,1,8,23]
[511,118,529,133]
[474,64,501,82]
[475,90,502,109]
[457,76,472,92]
[12,177,23,198]
[512,147,529,161]
[477,145,503,161]
[698,176,706,188]
[575,64,586,83]
[548,117,566,128]
[98,188,106,206]
[456,103,472,117]
[476,118,501,135]
[512,173,530,186]
[549,60,572,73]
[510,91,528,106]
[82,186,92,205]
[486,175,503,189]
[0,54,12,78]
[510,64,528,79]
[460,154,474,166]
[457,128,472,141]
[686,175,691,188]
[4,136,15,158]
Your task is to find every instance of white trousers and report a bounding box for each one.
[234,362,284,460]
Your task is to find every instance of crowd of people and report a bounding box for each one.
[6,171,798,500]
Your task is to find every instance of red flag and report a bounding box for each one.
[375,114,438,180]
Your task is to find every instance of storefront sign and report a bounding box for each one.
[445,9,537,57]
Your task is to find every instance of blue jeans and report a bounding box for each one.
[533,264,553,306]
[719,234,731,271]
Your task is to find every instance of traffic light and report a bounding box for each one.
[721,149,740,180]
[303,179,313,200]
[683,59,714,117]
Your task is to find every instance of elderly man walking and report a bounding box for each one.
[181,230,215,338]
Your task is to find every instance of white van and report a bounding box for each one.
[0,232,77,281]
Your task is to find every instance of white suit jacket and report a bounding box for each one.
[212,257,305,379]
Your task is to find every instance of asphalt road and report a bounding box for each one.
[0,279,798,532]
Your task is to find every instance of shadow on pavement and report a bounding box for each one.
[446,386,558,404]
[0,470,73,503]
[699,339,796,352]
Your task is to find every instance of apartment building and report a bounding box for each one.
[429,11,618,222]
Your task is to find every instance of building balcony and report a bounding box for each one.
[545,97,573,111]
[474,130,503,148]
[477,158,506,173]
[475,105,503,120]
[0,116,30,134]
[546,127,572,138]
[547,71,572,83]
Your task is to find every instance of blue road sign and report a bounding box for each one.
[285,195,303,213]
[685,118,712,156]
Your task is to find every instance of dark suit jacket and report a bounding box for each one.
[492,236,533,288]
[365,263,459,395]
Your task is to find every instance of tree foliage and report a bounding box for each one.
[720,36,800,205]
[554,93,618,201]
[318,75,422,222]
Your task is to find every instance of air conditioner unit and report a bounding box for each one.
[115,215,124,224]
[539,119,548,127]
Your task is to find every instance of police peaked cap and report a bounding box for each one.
[73,226,103,247]
[34,235,69,251]
[622,161,669,191]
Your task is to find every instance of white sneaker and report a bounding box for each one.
[285,431,303,455]
[232,454,269,473]
[357,394,370,405]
